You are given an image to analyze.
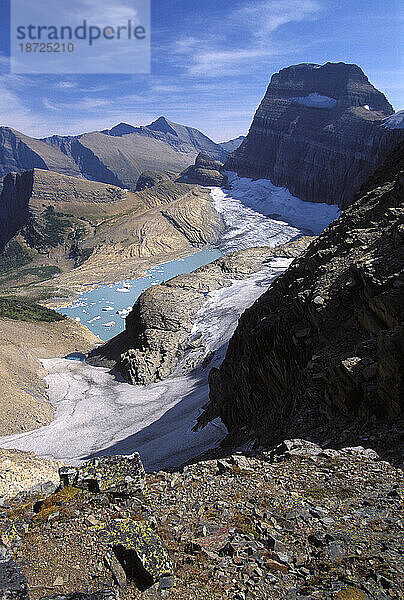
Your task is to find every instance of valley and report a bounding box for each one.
[0,56,402,600]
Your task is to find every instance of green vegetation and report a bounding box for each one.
[25,206,73,249]
[0,240,33,275]
[0,265,61,288]
[0,296,65,322]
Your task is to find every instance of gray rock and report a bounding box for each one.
[0,541,29,600]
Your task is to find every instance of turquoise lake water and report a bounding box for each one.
[59,248,222,341]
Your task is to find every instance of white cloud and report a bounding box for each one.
[56,81,77,89]
[173,0,322,77]
[43,97,60,110]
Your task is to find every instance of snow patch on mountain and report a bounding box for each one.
[290,92,337,109]
[383,110,404,130]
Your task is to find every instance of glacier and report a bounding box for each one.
[0,176,340,469]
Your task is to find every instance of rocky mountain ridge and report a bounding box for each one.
[0,118,235,190]
[198,140,404,462]
[227,62,404,207]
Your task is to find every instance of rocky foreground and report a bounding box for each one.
[0,441,402,600]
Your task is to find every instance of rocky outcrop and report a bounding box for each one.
[178,153,228,186]
[87,238,312,384]
[200,141,404,453]
[227,62,404,207]
[135,170,176,191]
[0,449,63,500]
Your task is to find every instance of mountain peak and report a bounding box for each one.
[269,61,393,113]
[147,117,178,137]
[103,123,137,137]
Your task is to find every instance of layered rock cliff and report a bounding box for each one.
[200,141,404,454]
[227,62,403,207]
[178,153,228,186]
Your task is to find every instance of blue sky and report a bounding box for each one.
[0,0,402,141]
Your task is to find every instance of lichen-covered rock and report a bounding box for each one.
[0,541,29,600]
[98,519,173,588]
[227,62,404,207]
[59,454,145,496]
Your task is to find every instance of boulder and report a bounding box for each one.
[178,152,228,186]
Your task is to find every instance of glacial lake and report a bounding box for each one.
[59,248,222,341]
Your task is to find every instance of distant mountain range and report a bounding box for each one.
[0,117,244,190]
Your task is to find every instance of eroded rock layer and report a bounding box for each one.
[227,62,403,207]
[202,141,404,453]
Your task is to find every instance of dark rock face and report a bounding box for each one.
[226,62,403,207]
[135,170,176,191]
[179,153,228,187]
[202,142,404,452]
[0,171,33,249]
